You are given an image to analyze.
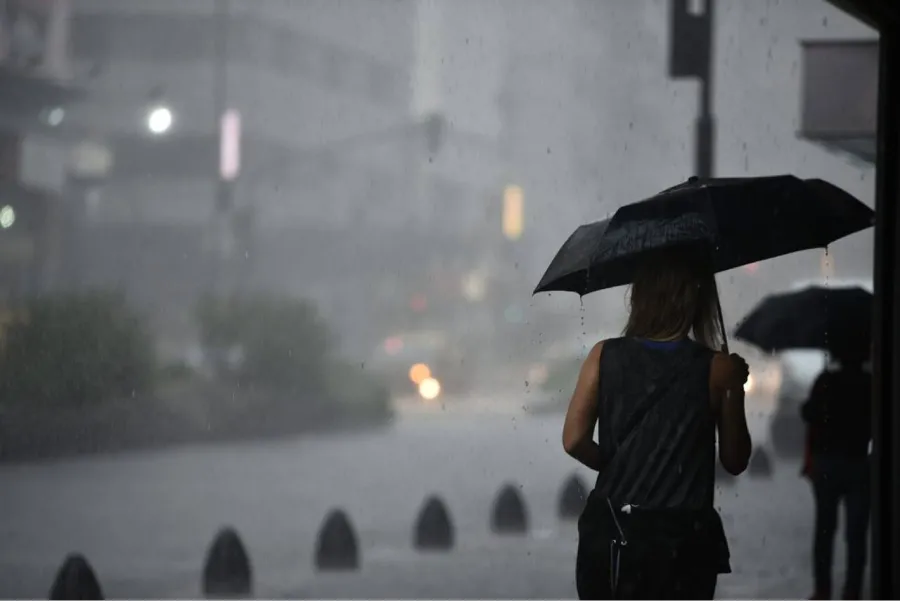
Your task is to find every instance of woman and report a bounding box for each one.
[801,354,872,601]
[562,246,752,599]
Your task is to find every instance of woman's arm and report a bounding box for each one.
[712,353,752,476]
[562,341,605,471]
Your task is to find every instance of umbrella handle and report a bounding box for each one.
[716,292,729,354]
[715,291,735,404]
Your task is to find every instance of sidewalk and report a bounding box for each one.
[280,461,856,600]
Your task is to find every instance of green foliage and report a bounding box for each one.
[196,294,334,394]
[196,294,392,424]
[0,291,156,405]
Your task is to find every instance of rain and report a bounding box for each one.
[0,0,881,598]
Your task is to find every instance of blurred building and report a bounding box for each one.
[57,0,427,353]
[22,0,744,361]
[68,0,416,225]
[799,39,878,165]
[366,0,670,355]
[56,0,618,357]
[0,0,80,303]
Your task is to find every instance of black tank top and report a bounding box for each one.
[593,337,717,511]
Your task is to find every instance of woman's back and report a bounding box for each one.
[594,337,717,510]
[563,246,750,599]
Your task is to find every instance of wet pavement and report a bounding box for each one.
[0,402,863,599]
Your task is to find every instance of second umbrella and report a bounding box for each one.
[735,286,873,359]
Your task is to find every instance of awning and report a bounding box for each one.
[798,39,878,164]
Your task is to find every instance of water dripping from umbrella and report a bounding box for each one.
[580,297,585,338]
[581,264,588,337]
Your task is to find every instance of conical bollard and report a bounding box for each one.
[413,495,454,551]
[315,509,359,571]
[490,483,529,535]
[748,447,774,477]
[48,553,103,600]
[557,473,588,520]
[202,526,252,598]
[716,461,737,484]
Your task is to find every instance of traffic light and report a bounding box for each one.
[668,0,713,80]
[423,113,446,156]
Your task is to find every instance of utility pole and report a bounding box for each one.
[668,0,715,178]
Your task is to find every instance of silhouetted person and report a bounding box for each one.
[562,247,751,599]
[802,355,872,600]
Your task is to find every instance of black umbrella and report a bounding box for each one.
[534,175,874,296]
[533,218,612,296]
[735,286,873,359]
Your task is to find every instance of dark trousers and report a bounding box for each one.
[810,455,871,599]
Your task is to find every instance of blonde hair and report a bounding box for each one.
[623,245,724,350]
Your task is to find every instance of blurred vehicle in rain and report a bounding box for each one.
[531,338,589,395]
[777,350,827,407]
[729,340,782,412]
[367,330,473,402]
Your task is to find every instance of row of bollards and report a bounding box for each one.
[47,454,776,599]
[47,473,588,599]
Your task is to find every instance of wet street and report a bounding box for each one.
[0,399,856,599]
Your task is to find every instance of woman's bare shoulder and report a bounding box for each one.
[577,340,607,374]
[588,338,613,361]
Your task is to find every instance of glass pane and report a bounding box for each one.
[0,0,879,598]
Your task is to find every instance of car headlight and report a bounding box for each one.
[418,377,441,401]
[409,362,431,384]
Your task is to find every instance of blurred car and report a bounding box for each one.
[730,340,782,411]
[367,330,473,401]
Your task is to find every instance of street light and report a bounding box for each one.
[45,107,65,127]
[0,205,15,229]
[146,105,173,135]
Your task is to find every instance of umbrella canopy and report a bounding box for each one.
[534,175,874,296]
[532,218,612,296]
[735,286,873,359]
